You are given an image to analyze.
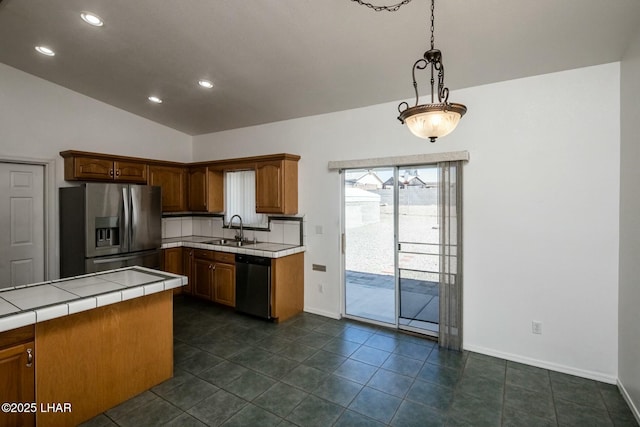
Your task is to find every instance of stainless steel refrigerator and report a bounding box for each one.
[60,183,162,278]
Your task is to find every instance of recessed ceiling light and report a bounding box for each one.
[81,12,104,27]
[148,96,163,104]
[198,80,214,89]
[35,46,55,56]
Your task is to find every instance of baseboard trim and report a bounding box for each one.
[303,307,341,320]
[463,343,617,384]
[618,379,640,424]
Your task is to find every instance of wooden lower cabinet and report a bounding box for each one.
[182,248,194,295]
[0,326,35,427]
[193,256,214,300]
[161,248,184,295]
[161,247,304,320]
[213,262,235,307]
[271,252,304,322]
[181,249,236,307]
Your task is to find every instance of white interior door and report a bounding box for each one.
[0,163,45,288]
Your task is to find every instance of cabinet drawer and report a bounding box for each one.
[193,249,214,260]
[214,252,236,264]
[0,325,34,350]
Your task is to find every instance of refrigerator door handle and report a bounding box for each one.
[122,185,131,253]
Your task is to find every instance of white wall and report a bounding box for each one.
[0,63,191,278]
[0,63,191,167]
[619,27,640,416]
[193,63,621,382]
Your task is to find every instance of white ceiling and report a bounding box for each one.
[1,0,639,135]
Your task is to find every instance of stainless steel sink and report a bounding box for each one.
[203,239,255,247]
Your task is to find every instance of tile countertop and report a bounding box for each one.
[162,236,306,258]
[0,267,187,333]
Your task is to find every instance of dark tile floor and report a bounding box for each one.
[82,296,638,427]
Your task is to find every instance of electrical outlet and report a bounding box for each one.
[532,321,543,335]
[318,284,324,293]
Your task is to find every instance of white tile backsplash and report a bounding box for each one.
[163,215,303,245]
[164,218,182,238]
[191,218,201,236]
[212,218,224,236]
[283,223,300,245]
[254,230,270,243]
[181,217,193,235]
[200,218,213,236]
[270,222,285,244]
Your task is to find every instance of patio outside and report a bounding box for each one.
[345,173,441,332]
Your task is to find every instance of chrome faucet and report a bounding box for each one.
[229,215,244,242]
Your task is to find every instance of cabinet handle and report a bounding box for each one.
[26,348,33,367]
[116,169,121,177]
[209,264,213,270]
[109,169,114,177]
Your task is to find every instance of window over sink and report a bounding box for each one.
[224,170,267,228]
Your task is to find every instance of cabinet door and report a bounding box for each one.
[149,166,187,212]
[182,248,194,295]
[188,167,208,211]
[114,160,148,183]
[0,342,35,427]
[214,263,236,307]
[162,248,183,274]
[255,161,283,213]
[193,257,213,300]
[73,157,114,181]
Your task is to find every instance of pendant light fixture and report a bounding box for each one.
[350,0,467,142]
[397,0,466,142]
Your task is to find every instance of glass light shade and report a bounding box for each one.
[399,103,467,141]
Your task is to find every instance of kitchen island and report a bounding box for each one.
[0,267,187,427]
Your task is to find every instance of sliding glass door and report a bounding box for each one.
[343,163,462,343]
[343,168,396,324]
[397,166,440,336]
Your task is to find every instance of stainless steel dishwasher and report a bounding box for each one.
[235,254,272,319]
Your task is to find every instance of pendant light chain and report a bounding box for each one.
[429,0,436,102]
[348,0,414,12]
[430,0,435,50]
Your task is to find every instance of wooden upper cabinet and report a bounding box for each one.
[61,151,148,184]
[149,165,187,212]
[61,151,301,215]
[188,166,223,212]
[256,158,298,214]
[70,157,113,181]
[115,160,148,183]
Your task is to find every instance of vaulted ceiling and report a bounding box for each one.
[1,0,639,135]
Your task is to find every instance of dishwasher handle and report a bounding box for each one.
[235,254,272,267]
